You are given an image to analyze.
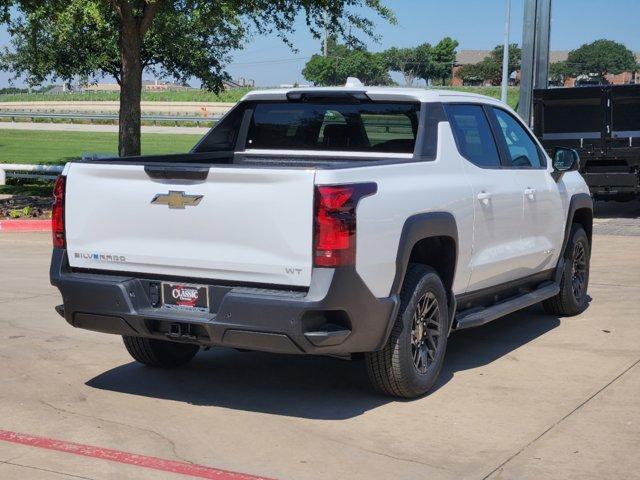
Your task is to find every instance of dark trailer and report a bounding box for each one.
[534,85,640,201]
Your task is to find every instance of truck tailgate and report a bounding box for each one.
[65,162,315,287]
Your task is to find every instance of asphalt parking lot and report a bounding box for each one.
[1,202,639,480]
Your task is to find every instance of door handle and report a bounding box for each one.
[477,192,491,204]
[524,188,536,200]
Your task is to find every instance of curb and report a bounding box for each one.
[0,219,51,232]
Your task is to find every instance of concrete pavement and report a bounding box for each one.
[0,227,639,479]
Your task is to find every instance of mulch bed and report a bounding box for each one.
[0,195,52,220]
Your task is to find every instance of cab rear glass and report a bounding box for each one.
[242,101,420,154]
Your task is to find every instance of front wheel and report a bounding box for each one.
[365,264,449,398]
[543,225,590,316]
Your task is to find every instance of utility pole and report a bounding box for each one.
[501,0,511,104]
[323,10,328,57]
[519,0,552,125]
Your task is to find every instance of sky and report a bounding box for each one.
[1,0,639,88]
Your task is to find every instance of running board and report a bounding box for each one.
[455,283,560,330]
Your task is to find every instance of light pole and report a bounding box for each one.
[519,0,552,124]
[501,0,511,103]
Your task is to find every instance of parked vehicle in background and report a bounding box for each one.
[534,85,640,201]
[51,84,593,398]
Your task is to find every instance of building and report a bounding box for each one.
[223,78,255,89]
[453,50,640,87]
[81,80,192,93]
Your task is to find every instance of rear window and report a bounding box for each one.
[245,102,420,153]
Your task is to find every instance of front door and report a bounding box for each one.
[489,107,565,273]
[446,104,527,292]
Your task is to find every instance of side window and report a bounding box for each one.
[194,103,247,152]
[492,108,544,168]
[446,105,502,168]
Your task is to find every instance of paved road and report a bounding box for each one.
[0,230,639,480]
[594,200,640,236]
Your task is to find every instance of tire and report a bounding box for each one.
[122,336,199,368]
[543,225,590,316]
[365,264,449,398]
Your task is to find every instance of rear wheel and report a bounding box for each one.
[365,264,449,398]
[543,225,590,316]
[123,336,199,368]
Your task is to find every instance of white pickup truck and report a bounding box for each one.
[50,85,593,398]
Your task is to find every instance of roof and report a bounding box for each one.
[455,50,492,65]
[456,49,640,65]
[242,86,508,107]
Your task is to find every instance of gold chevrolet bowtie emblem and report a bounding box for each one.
[151,191,203,209]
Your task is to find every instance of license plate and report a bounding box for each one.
[161,283,209,312]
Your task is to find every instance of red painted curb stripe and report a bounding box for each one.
[0,430,273,480]
[0,219,51,232]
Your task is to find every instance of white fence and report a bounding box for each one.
[0,111,221,126]
[0,164,64,185]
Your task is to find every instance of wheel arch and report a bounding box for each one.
[562,193,594,257]
[391,212,459,297]
[554,193,593,283]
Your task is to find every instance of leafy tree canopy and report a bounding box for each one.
[383,44,431,86]
[457,43,520,86]
[430,37,458,85]
[566,39,637,80]
[456,62,485,85]
[303,37,393,86]
[548,60,568,85]
[0,0,395,155]
[383,38,458,86]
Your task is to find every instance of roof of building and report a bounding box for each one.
[455,49,640,65]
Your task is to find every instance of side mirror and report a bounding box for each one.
[553,147,580,173]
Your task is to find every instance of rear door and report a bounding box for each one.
[65,162,316,287]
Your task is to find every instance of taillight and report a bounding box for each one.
[52,175,66,248]
[313,183,376,267]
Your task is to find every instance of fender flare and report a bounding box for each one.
[555,193,593,281]
[390,212,459,296]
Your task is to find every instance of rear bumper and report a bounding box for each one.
[584,172,639,197]
[50,249,399,355]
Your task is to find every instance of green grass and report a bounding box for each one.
[0,88,252,103]
[435,86,520,109]
[0,129,202,165]
[0,183,54,196]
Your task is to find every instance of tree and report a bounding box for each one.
[430,37,458,85]
[0,1,394,156]
[549,61,569,85]
[382,38,458,86]
[303,39,393,86]
[383,44,432,86]
[480,43,521,85]
[456,62,486,86]
[566,39,637,82]
[456,43,521,86]
[491,43,521,76]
